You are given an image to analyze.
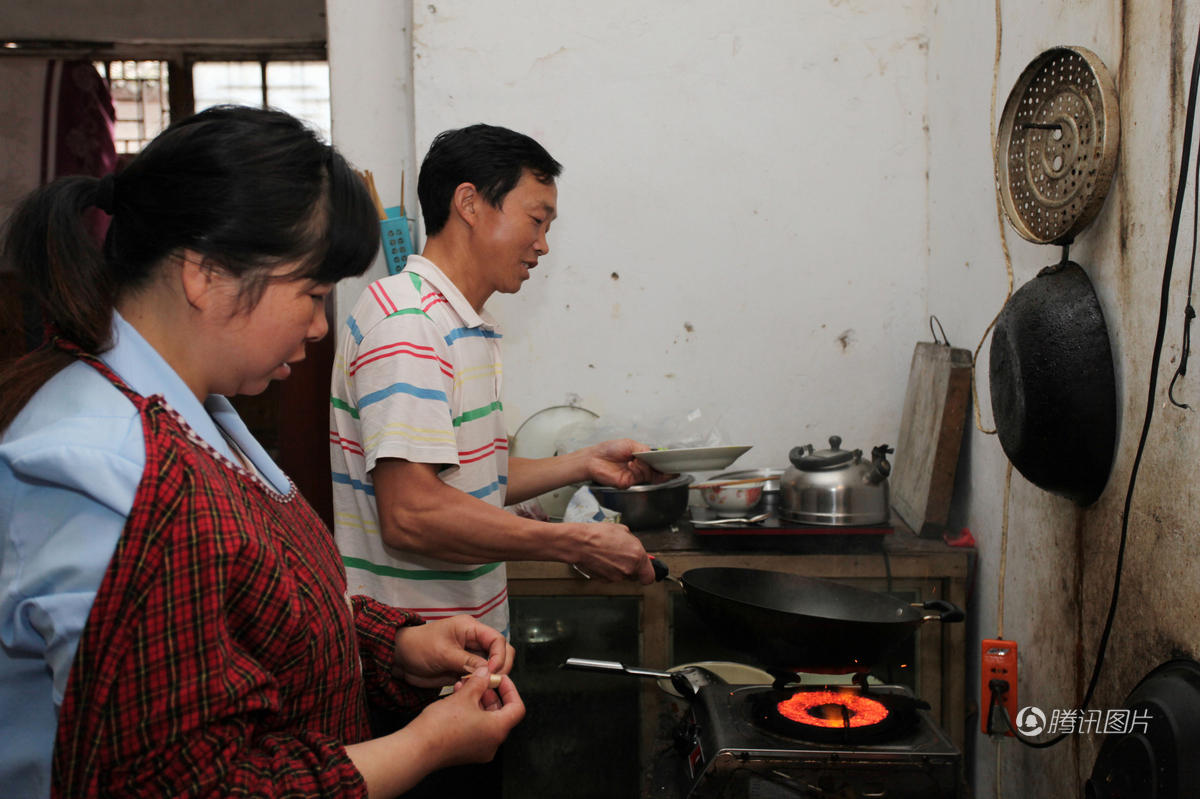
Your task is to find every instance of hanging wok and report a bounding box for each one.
[988,260,1117,506]
[653,563,963,669]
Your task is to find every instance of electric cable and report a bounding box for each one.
[972,0,1014,438]
[1168,105,1200,409]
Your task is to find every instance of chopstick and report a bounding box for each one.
[690,476,771,490]
[357,169,389,221]
[461,672,504,688]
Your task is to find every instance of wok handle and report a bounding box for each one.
[920,599,965,623]
[649,556,682,587]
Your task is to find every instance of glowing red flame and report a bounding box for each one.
[776,689,890,729]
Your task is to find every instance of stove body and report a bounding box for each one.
[662,684,962,799]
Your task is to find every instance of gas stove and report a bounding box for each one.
[651,682,962,798]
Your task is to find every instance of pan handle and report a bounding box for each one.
[561,657,672,679]
[649,556,682,586]
[919,599,965,623]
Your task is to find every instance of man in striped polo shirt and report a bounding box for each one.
[330,125,659,641]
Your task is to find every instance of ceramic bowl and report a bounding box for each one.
[698,480,766,517]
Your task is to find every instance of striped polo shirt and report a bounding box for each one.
[329,255,511,633]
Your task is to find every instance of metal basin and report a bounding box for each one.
[588,475,694,531]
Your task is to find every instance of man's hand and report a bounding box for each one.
[583,438,674,488]
[565,520,655,584]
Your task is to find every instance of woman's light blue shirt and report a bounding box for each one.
[0,313,289,797]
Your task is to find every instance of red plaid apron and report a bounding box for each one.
[50,341,423,798]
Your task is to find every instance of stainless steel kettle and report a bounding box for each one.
[780,435,893,526]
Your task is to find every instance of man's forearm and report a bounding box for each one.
[502,453,590,505]
[382,492,573,563]
[373,459,579,564]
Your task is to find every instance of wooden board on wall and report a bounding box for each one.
[890,341,973,538]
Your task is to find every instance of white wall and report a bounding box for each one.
[398,0,931,468]
[326,0,418,327]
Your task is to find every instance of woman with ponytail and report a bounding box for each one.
[0,106,523,799]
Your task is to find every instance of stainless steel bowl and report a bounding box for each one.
[588,475,694,531]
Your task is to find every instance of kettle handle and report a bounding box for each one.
[788,444,813,468]
[864,444,894,485]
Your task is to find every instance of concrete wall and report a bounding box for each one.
[326,0,417,336]
[404,0,932,468]
[929,0,1200,795]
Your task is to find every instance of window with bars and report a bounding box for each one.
[96,60,170,155]
[93,59,331,153]
[194,61,331,142]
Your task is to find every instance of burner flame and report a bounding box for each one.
[776,689,890,729]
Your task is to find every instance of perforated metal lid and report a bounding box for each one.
[995,46,1120,245]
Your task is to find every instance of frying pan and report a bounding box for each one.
[653,562,963,669]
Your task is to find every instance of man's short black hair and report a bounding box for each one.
[417,124,562,236]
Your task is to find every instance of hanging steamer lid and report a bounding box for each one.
[989,46,1121,506]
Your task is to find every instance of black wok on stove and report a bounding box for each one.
[655,564,963,669]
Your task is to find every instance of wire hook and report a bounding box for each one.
[1169,304,1196,409]
[929,315,950,346]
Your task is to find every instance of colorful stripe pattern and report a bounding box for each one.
[330,256,511,632]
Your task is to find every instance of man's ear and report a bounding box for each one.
[451,182,478,227]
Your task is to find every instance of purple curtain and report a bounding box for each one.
[41,59,117,242]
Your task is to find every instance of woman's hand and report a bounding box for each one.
[347,669,525,796]
[414,669,526,768]
[392,615,515,688]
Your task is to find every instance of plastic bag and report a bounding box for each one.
[562,485,621,524]
[556,406,727,452]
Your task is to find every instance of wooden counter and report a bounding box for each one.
[507,518,974,753]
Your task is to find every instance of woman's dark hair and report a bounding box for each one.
[0,105,379,432]
[417,123,562,237]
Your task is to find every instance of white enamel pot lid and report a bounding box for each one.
[511,405,599,458]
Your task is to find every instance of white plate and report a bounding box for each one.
[633,445,752,473]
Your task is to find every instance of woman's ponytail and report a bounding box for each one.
[0,174,116,431]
